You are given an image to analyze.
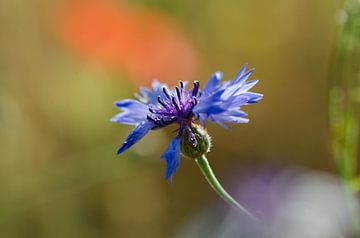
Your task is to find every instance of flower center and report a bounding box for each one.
[147,81,200,129]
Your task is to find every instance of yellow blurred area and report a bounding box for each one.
[0,0,347,237]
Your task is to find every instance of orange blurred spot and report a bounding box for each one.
[56,0,198,86]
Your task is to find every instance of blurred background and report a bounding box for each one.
[0,0,359,237]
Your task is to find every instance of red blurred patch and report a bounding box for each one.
[56,0,198,86]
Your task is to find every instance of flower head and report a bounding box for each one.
[111,65,263,180]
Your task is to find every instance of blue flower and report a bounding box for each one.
[111,65,263,180]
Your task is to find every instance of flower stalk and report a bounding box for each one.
[195,155,257,221]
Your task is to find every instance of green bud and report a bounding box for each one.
[180,123,212,159]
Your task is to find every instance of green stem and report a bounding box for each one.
[195,155,257,221]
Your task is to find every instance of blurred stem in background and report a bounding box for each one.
[329,0,360,188]
[329,0,360,235]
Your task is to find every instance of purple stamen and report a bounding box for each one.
[192,81,200,97]
[147,114,158,124]
[147,81,202,129]
[171,96,181,113]
[147,114,153,121]
[189,97,198,110]
[175,86,182,101]
[162,87,171,99]
[157,96,168,109]
[148,107,155,113]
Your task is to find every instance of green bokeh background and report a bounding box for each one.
[0,0,342,237]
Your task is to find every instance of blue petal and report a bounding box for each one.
[233,80,259,96]
[202,71,222,95]
[194,66,262,127]
[232,64,246,83]
[192,90,225,114]
[111,99,148,125]
[114,99,146,109]
[135,80,170,104]
[233,66,254,85]
[152,80,167,91]
[193,103,225,115]
[161,136,181,180]
[226,109,248,117]
[239,92,263,103]
[208,115,230,129]
[208,113,249,128]
[135,87,152,103]
[117,121,154,154]
[222,80,258,99]
[224,116,249,124]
